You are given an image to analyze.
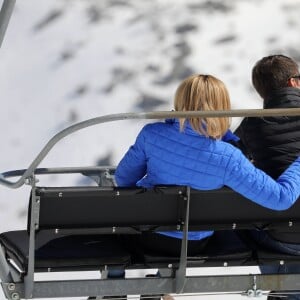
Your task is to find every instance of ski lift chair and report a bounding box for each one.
[2,168,300,299]
[2,2,300,299]
[2,111,300,300]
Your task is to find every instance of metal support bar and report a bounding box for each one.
[5,273,300,298]
[24,180,39,299]
[174,186,190,293]
[0,0,16,47]
[2,108,300,189]
[2,166,116,180]
[246,275,263,297]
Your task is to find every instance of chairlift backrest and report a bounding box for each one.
[33,185,300,232]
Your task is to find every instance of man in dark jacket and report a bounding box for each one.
[236,54,300,179]
[236,54,300,300]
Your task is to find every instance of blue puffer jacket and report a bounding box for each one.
[115,119,300,240]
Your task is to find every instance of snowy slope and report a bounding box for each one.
[0,0,300,299]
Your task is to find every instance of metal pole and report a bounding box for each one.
[24,180,38,299]
[175,186,190,293]
[0,0,16,47]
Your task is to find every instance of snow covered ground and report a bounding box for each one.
[0,0,300,299]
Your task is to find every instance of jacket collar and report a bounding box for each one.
[165,118,200,136]
[264,87,300,108]
[165,118,239,142]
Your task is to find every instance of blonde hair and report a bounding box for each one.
[174,74,231,139]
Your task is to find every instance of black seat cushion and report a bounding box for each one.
[235,230,300,268]
[0,230,131,273]
[143,231,254,267]
[256,249,300,265]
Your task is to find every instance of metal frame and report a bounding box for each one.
[2,109,300,299]
[2,272,300,299]
[0,178,193,299]
[23,177,38,299]
[2,173,300,299]
[1,166,116,187]
[0,0,16,47]
[2,108,300,189]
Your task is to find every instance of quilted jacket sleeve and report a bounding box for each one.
[224,148,300,210]
[115,128,147,187]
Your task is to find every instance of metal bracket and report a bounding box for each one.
[246,276,263,298]
[82,168,115,187]
[33,196,40,230]
[2,282,22,300]
[24,176,38,187]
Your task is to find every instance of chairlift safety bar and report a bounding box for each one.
[1,108,300,189]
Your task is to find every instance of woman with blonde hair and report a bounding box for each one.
[174,74,230,139]
[115,74,300,256]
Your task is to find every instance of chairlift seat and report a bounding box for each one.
[2,184,300,299]
[142,230,254,268]
[0,231,130,273]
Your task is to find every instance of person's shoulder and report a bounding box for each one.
[137,122,166,138]
[218,139,243,157]
[142,121,169,132]
[239,116,263,127]
[235,117,265,137]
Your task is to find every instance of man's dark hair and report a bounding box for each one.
[252,54,299,99]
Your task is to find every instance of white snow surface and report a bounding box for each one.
[1,0,300,299]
